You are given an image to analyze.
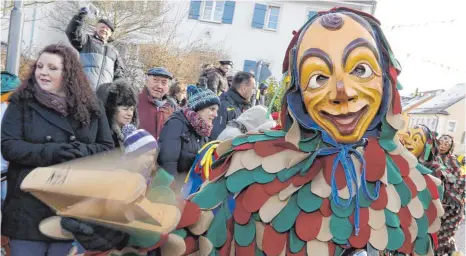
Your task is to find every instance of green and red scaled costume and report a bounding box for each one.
[426,148,465,255]
[168,8,444,256]
[65,8,445,256]
[437,152,465,256]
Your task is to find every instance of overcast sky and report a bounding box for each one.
[374,0,466,95]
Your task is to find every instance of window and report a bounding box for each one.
[461,131,465,144]
[265,6,280,30]
[201,1,225,22]
[189,0,235,24]
[447,120,457,133]
[251,3,280,30]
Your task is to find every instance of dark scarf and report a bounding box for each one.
[34,83,68,116]
[227,120,248,134]
[182,108,213,137]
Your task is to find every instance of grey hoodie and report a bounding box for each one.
[217,105,276,140]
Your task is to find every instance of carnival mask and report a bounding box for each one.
[297,14,383,144]
[399,127,427,158]
[438,135,453,155]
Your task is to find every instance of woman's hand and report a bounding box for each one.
[42,143,77,163]
[61,217,129,252]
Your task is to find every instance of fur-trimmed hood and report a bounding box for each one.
[96,79,139,133]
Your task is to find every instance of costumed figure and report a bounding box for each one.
[21,8,445,256]
[175,7,444,256]
[436,135,465,256]
[400,127,465,256]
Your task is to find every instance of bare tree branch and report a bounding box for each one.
[1,0,55,30]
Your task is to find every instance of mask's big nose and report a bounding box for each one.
[331,81,358,105]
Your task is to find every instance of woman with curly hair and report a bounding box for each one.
[1,44,114,256]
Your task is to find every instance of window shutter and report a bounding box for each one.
[222,1,236,24]
[243,60,257,74]
[188,0,201,20]
[308,10,317,21]
[259,63,272,82]
[251,3,267,28]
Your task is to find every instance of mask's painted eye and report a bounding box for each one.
[350,63,373,79]
[308,74,328,89]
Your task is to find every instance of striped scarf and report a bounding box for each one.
[182,108,212,137]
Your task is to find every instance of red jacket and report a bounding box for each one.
[137,89,176,139]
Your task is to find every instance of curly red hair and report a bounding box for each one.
[12,44,101,126]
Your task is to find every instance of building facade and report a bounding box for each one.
[400,89,444,131]
[174,0,376,79]
[408,83,465,155]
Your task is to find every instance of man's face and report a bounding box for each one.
[146,75,170,100]
[96,22,112,41]
[220,64,232,74]
[438,135,453,155]
[297,14,383,143]
[239,77,255,102]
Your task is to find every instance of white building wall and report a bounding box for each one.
[437,116,446,135]
[170,0,374,79]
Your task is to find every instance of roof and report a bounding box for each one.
[401,96,413,107]
[409,83,465,115]
[401,89,444,111]
[402,94,432,111]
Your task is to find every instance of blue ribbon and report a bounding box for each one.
[301,133,381,236]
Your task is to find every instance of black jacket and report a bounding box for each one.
[210,88,250,140]
[66,12,125,90]
[157,111,208,175]
[1,96,114,241]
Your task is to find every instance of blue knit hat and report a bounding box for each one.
[187,85,220,112]
[122,124,158,156]
[1,71,20,94]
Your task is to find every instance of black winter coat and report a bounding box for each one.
[1,96,114,241]
[66,12,125,90]
[157,111,208,175]
[210,88,250,140]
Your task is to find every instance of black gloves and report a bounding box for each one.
[61,217,129,252]
[70,142,89,157]
[79,7,89,14]
[43,143,86,165]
